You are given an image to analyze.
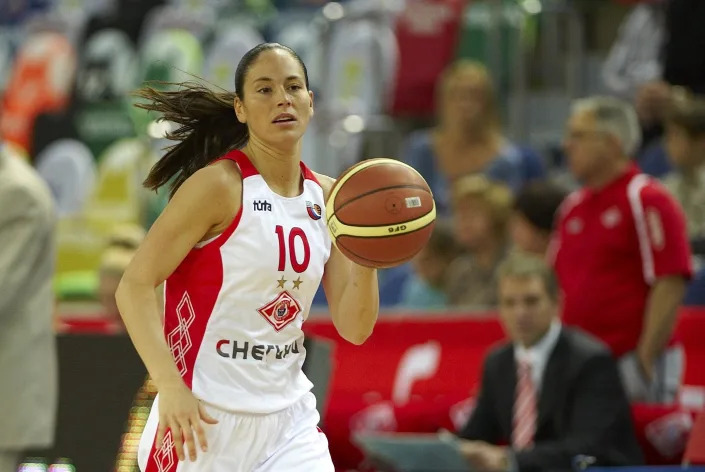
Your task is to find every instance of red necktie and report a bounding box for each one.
[512,359,537,450]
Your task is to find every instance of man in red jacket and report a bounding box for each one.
[550,96,692,404]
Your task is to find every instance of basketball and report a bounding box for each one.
[325,158,436,268]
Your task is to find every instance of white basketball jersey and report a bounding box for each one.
[163,149,331,414]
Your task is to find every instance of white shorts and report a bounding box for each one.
[137,392,334,472]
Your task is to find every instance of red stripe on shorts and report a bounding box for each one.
[145,429,179,472]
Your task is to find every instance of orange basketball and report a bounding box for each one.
[325,158,437,268]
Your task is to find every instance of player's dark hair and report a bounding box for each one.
[136,43,309,198]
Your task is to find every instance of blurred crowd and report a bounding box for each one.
[1,0,703,320]
[377,63,705,312]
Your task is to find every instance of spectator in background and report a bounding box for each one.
[630,82,670,177]
[446,175,512,309]
[630,84,691,178]
[631,82,686,178]
[0,142,57,472]
[510,181,568,257]
[398,221,459,310]
[664,95,705,306]
[662,95,705,248]
[603,0,705,177]
[455,252,643,471]
[551,96,692,403]
[402,60,536,216]
[639,0,705,175]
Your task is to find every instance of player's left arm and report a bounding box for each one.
[636,185,693,379]
[315,172,379,345]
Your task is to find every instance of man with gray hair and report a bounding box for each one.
[550,96,692,403]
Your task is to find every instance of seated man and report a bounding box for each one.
[456,252,643,471]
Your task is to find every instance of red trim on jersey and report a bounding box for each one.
[211,149,259,178]
[144,431,179,472]
[196,206,243,250]
[144,158,246,472]
[300,160,321,185]
[224,149,259,178]
[214,149,321,186]
[163,213,234,388]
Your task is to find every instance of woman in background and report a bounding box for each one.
[402,60,541,216]
[446,175,513,309]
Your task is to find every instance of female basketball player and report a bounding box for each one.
[115,43,379,472]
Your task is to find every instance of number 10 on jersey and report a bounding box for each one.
[276,225,310,273]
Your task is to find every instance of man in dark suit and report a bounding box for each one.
[456,252,643,472]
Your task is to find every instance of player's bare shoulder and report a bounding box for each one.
[186,160,241,201]
[312,171,336,201]
[176,159,243,231]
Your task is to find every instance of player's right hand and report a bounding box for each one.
[156,382,219,462]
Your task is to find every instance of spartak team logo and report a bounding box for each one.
[257,290,302,331]
[306,201,322,220]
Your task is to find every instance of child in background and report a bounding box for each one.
[446,175,513,309]
[510,180,567,257]
[398,222,459,310]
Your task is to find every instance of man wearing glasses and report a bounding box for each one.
[550,96,692,404]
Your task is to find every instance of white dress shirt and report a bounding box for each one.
[514,320,562,393]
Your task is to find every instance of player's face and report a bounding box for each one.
[563,110,610,182]
[235,49,313,149]
[498,275,556,348]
